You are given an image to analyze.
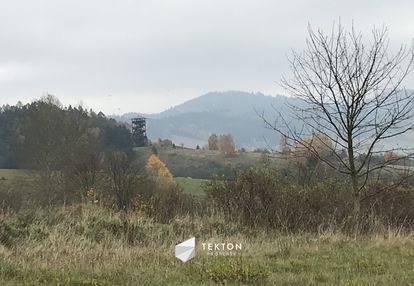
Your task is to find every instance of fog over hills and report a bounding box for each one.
[114,91,297,148]
[114,90,414,149]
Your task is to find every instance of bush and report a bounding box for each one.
[0,184,24,211]
[204,167,414,232]
[143,180,197,223]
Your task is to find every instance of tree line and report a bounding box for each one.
[0,95,135,207]
[0,95,196,221]
[0,95,133,169]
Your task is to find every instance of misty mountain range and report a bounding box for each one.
[113,91,295,148]
[113,90,414,149]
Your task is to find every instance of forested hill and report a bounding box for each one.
[114,91,300,148]
[0,95,133,169]
[114,89,414,149]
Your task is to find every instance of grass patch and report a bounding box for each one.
[0,205,413,285]
[174,177,209,199]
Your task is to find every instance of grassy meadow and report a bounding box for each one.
[1,204,414,285]
[173,177,208,199]
[0,168,208,200]
[1,148,414,285]
[143,146,283,179]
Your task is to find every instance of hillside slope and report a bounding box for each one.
[114,89,414,149]
[116,91,297,148]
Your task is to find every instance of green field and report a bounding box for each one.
[0,168,208,199]
[135,146,284,179]
[0,169,28,181]
[174,177,209,199]
[0,169,35,193]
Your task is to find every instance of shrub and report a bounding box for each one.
[144,180,196,224]
[205,167,414,232]
[0,184,24,211]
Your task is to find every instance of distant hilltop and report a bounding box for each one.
[112,90,414,149]
[112,91,292,148]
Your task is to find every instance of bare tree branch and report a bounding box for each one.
[263,22,414,225]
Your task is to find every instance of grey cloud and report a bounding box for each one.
[0,0,413,114]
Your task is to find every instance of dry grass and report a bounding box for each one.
[0,204,414,285]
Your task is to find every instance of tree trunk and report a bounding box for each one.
[348,135,360,233]
[351,173,360,233]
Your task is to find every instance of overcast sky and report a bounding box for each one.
[0,0,413,114]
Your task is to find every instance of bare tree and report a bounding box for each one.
[104,151,138,212]
[262,23,414,225]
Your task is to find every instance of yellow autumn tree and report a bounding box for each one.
[218,134,236,157]
[146,154,173,184]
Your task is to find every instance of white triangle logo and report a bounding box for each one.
[175,237,196,262]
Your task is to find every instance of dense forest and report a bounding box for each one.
[0,95,133,169]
